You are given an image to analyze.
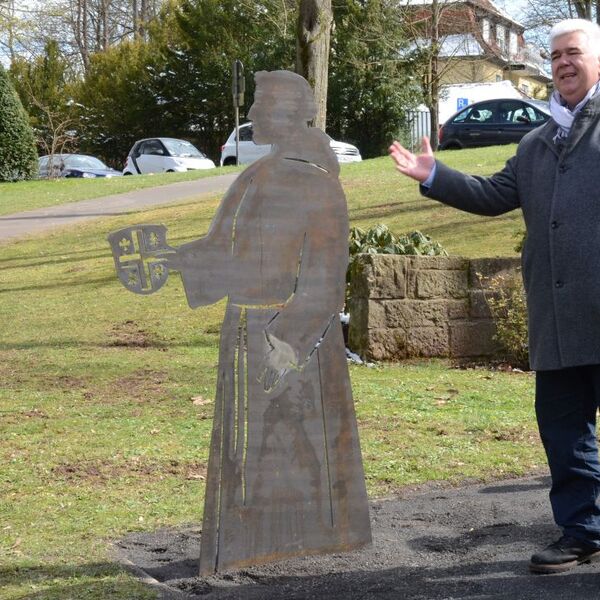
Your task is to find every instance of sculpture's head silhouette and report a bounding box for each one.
[248,71,317,145]
[247,70,338,174]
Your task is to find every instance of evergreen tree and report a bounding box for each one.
[153,0,295,159]
[0,64,38,182]
[72,0,296,163]
[328,0,421,158]
[74,38,158,166]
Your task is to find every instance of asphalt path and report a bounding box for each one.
[0,172,238,244]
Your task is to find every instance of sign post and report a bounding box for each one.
[232,60,245,166]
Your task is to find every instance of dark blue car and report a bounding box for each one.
[38,154,123,178]
[439,98,551,150]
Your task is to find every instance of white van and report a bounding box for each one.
[220,123,362,166]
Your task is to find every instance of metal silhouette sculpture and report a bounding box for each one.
[108,70,372,574]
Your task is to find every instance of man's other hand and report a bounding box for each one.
[388,137,435,183]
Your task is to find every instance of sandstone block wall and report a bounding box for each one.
[348,255,521,361]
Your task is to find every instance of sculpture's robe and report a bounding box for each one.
[171,133,371,573]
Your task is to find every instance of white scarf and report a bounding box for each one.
[550,82,600,143]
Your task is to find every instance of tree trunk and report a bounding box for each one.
[139,0,147,38]
[573,0,592,19]
[6,0,16,63]
[296,0,333,131]
[78,0,89,71]
[429,0,440,150]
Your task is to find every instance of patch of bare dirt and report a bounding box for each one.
[451,359,532,373]
[107,369,170,403]
[0,408,50,424]
[108,320,163,348]
[51,458,206,484]
[43,374,88,390]
[21,408,49,419]
[484,426,539,443]
[0,353,27,385]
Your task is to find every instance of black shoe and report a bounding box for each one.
[529,534,600,574]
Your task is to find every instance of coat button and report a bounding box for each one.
[555,280,564,288]
[551,221,559,229]
[558,164,570,173]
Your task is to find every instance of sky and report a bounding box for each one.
[497,0,529,21]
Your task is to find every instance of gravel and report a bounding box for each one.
[114,475,600,599]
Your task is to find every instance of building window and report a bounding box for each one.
[509,31,518,56]
[496,74,503,82]
[520,83,530,94]
[496,24,506,49]
[482,18,490,42]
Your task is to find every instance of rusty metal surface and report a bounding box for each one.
[108,70,372,575]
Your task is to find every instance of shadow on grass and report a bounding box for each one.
[0,211,140,221]
[0,251,114,271]
[348,199,434,222]
[0,232,195,267]
[424,213,520,237]
[0,338,218,351]
[0,276,116,294]
[0,561,155,600]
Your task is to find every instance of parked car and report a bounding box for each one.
[439,98,551,150]
[38,154,123,178]
[219,122,362,166]
[123,138,215,174]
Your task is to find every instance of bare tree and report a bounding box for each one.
[401,0,470,150]
[297,0,333,130]
[0,0,38,62]
[36,105,78,177]
[25,0,163,71]
[521,0,599,55]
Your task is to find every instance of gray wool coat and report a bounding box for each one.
[422,94,600,371]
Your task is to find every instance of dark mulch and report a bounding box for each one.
[114,475,600,599]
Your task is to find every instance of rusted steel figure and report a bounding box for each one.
[108,70,371,574]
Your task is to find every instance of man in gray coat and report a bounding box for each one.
[390,18,600,574]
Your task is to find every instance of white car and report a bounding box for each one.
[123,137,215,175]
[219,123,362,166]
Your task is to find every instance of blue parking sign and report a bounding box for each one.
[457,97,469,110]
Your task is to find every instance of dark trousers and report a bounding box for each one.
[536,365,600,546]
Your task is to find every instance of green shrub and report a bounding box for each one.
[481,270,529,369]
[349,224,448,260]
[0,64,37,181]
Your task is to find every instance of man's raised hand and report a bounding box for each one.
[388,137,435,184]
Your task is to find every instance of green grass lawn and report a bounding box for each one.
[0,145,541,599]
[341,144,523,257]
[0,165,241,217]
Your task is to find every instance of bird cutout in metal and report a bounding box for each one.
[108,70,372,575]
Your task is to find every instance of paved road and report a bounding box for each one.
[0,173,238,244]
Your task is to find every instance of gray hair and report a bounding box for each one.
[550,19,600,55]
